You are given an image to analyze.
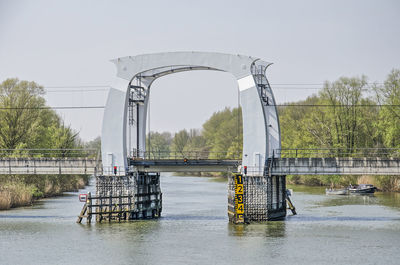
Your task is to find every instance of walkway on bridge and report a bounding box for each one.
[129,148,400,175]
[0,149,99,175]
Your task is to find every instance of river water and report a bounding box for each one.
[1,174,400,265]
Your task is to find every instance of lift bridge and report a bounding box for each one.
[74,51,400,223]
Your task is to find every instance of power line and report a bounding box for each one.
[275,104,400,107]
[1,88,108,93]
[0,83,385,93]
[0,106,105,110]
[42,83,384,87]
[270,82,384,86]
[271,87,378,90]
[43,85,109,88]
[45,89,108,93]
[40,87,376,92]
[0,104,398,110]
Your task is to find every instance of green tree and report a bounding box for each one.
[148,131,172,158]
[320,76,368,154]
[279,76,380,157]
[171,129,190,155]
[374,69,400,149]
[202,107,242,159]
[0,78,45,149]
[85,136,101,152]
[0,78,82,157]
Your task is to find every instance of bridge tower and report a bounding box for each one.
[99,52,286,222]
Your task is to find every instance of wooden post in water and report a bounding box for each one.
[99,193,103,223]
[108,191,112,222]
[128,191,132,220]
[87,192,92,224]
[76,202,87,224]
[118,191,122,222]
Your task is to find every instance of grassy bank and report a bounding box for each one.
[0,175,89,210]
[287,175,400,192]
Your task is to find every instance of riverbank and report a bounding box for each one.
[0,175,89,210]
[287,175,400,192]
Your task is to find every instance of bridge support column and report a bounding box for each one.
[130,172,162,219]
[228,174,286,223]
[95,172,162,222]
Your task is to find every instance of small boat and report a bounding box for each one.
[348,184,377,194]
[325,188,348,195]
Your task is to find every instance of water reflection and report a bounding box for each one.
[287,214,400,222]
[318,194,379,207]
[228,221,286,237]
[90,219,161,238]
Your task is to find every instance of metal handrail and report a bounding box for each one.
[276,148,400,158]
[130,149,241,160]
[0,148,98,158]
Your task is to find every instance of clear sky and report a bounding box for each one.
[0,0,399,141]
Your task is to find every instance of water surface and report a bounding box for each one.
[1,175,399,265]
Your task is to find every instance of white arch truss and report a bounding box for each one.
[101,52,281,176]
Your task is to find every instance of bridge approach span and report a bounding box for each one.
[0,158,97,175]
[270,157,400,175]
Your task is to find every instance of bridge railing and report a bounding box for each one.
[275,148,400,158]
[0,149,100,175]
[0,148,98,158]
[130,149,241,160]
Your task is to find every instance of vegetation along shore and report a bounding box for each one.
[0,79,95,210]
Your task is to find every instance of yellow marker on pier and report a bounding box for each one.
[234,174,244,223]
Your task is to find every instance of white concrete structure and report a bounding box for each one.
[101,52,281,176]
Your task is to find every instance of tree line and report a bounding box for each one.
[147,107,242,159]
[0,78,83,156]
[279,69,400,156]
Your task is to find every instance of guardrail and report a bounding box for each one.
[130,149,241,160]
[0,157,98,175]
[0,149,101,175]
[269,157,400,175]
[275,148,400,158]
[0,148,98,158]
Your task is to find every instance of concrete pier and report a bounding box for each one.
[95,171,162,221]
[228,174,286,223]
[130,172,162,219]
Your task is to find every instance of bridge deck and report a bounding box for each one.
[0,158,97,175]
[271,157,400,175]
[1,157,398,175]
[130,159,240,172]
[130,157,400,175]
